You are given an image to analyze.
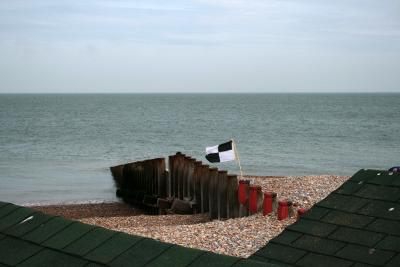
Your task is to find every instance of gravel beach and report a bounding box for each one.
[31,175,349,258]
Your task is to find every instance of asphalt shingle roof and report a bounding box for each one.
[0,201,275,267]
[249,169,400,267]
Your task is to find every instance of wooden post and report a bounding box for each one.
[122,163,131,192]
[208,168,219,220]
[145,160,151,195]
[182,156,189,198]
[138,161,146,196]
[172,154,180,198]
[187,158,195,199]
[136,162,144,203]
[168,155,176,197]
[156,158,166,198]
[200,165,210,213]
[136,161,142,194]
[153,159,158,195]
[134,162,141,194]
[226,174,239,218]
[110,164,124,189]
[217,170,228,219]
[131,163,137,192]
[176,153,185,199]
[151,159,156,195]
[193,161,202,212]
[141,160,146,194]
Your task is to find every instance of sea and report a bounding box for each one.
[0,93,399,205]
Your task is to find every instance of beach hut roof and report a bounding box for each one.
[0,202,272,266]
[249,169,400,266]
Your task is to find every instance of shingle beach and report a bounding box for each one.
[32,175,349,258]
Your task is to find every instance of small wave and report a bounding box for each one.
[21,198,120,207]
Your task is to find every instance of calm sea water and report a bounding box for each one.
[0,93,399,205]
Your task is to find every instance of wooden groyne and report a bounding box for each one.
[110,157,167,214]
[110,152,242,220]
[110,152,306,222]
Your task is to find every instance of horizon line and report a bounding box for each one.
[0,91,399,95]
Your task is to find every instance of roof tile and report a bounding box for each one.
[367,218,400,236]
[296,253,353,267]
[232,259,283,267]
[355,184,400,202]
[267,259,296,267]
[270,230,302,245]
[385,254,400,267]
[254,243,306,264]
[321,210,374,228]
[292,235,345,254]
[286,219,337,237]
[376,235,400,252]
[352,263,375,267]
[23,216,73,244]
[329,226,384,246]
[247,255,271,264]
[17,248,88,267]
[42,221,95,250]
[5,212,53,237]
[317,194,369,213]
[0,204,20,219]
[301,206,330,220]
[334,181,364,195]
[109,238,171,267]
[84,262,108,267]
[64,227,116,256]
[0,207,36,231]
[188,252,239,267]
[85,232,143,264]
[358,200,400,220]
[392,175,400,187]
[233,259,278,266]
[146,245,204,267]
[0,236,42,266]
[336,244,395,266]
[369,173,397,186]
[348,169,380,183]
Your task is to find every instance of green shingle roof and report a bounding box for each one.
[249,169,400,267]
[0,201,275,267]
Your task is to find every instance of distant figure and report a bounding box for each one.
[389,166,400,173]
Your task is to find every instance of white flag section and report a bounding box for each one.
[205,140,236,163]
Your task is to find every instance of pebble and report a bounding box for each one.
[35,175,350,258]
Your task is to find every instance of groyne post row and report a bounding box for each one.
[168,152,239,220]
[111,152,241,220]
[110,152,305,220]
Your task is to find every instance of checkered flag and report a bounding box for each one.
[205,140,235,163]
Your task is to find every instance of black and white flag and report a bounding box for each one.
[205,140,235,163]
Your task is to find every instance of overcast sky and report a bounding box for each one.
[0,0,399,93]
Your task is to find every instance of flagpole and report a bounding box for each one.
[232,139,244,180]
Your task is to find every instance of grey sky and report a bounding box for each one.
[0,0,399,93]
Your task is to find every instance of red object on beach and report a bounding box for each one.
[238,180,250,205]
[278,200,288,220]
[249,185,261,213]
[297,208,307,220]
[263,192,273,216]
